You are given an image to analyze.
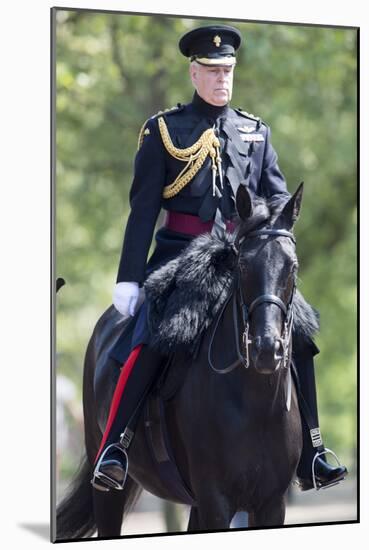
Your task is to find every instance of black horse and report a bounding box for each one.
[57,184,310,540]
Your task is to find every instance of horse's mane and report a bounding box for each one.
[145,197,319,355]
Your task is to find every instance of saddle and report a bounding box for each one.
[144,387,196,505]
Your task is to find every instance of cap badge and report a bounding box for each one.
[213,35,221,47]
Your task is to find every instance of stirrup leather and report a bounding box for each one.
[312,448,344,491]
[91,442,128,492]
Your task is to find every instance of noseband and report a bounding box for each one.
[208,228,296,374]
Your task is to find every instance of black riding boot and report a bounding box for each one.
[91,345,166,492]
[293,337,348,491]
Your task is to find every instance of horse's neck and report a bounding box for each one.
[241,368,288,415]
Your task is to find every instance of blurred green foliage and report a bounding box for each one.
[55,10,357,472]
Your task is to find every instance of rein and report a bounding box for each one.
[208,228,296,375]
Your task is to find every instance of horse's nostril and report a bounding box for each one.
[254,336,262,351]
[274,338,284,363]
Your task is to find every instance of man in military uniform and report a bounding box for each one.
[91,24,347,493]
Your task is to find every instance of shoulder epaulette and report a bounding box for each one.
[137,104,184,149]
[158,103,184,117]
[235,107,265,126]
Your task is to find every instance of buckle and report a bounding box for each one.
[312,448,344,491]
[310,427,323,448]
[91,443,128,491]
[120,427,134,449]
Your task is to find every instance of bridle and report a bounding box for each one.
[208,228,297,374]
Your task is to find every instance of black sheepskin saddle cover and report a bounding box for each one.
[144,232,319,355]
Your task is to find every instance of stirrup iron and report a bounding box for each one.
[91,442,128,492]
[312,448,344,491]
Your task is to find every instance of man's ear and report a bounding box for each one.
[189,62,197,87]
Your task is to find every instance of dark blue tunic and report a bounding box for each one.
[110,92,290,364]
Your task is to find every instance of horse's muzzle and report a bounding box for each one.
[250,335,284,374]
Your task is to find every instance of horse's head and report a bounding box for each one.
[235,183,304,375]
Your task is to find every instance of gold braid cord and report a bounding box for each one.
[137,120,148,150]
[157,116,221,199]
[137,107,180,150]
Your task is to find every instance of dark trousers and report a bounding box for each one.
[293,338,323,478]
[95,345,165,463]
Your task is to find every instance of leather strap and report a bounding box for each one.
[247,228,296,244]
[249,294,288,316]
[290,362,324,452]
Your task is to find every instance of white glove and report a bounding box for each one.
[113,282,141,317]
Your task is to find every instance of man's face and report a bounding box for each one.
[190,62,235,106]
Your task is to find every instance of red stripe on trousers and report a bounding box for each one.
[94,344,143,464]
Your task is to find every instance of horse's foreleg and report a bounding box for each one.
[93,487,126,537]
[248,495,286,528]
[187,507,201,531]
[92,476,141,537]
[187,495,233,531]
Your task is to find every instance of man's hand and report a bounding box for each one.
[113,282,141,317]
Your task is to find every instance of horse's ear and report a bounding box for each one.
[236,185,253,221]
[278,182,304,228]
[56,277,66,293]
